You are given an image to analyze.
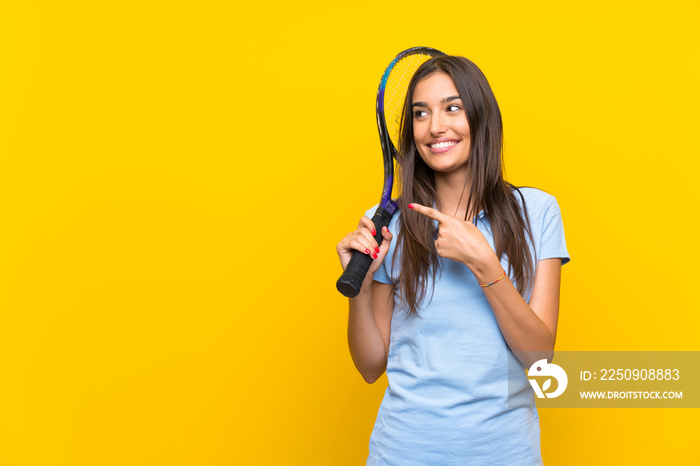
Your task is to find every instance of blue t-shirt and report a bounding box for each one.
[365,187,570,466]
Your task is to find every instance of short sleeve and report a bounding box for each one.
[364,204,393,284]
[539,197,570,265]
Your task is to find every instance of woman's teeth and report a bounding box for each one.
[430,141,457,149]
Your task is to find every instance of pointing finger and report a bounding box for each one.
[408,203,448,222]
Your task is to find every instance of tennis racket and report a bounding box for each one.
[336,46,445,298]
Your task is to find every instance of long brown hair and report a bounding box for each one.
[395,56,534,315]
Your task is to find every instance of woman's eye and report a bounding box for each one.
[447,104,462,112]
[414,109,427,118]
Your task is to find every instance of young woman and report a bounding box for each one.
[336,56,570,465]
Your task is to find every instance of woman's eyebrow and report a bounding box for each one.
[411,95,462,107]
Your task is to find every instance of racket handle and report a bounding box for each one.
[336,207,394,298]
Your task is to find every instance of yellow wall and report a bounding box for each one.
[1,1,698,464]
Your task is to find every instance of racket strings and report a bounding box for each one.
[384,53,433,149]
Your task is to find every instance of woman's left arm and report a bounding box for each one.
[408,203,563,367]
[472,255,562,367]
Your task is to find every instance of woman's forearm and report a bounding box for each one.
[347,278,393,383]
[471,254,560,368]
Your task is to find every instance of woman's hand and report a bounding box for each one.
[336,216,393,276]
[408,203,495,269]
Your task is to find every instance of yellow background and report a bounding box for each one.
[1,1,698,464]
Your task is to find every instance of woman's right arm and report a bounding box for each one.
[337,218,395,383]
[347,280,394,383]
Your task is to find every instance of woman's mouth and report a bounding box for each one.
[428,140,460,153]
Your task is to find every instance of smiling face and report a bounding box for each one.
[411,72,471,176]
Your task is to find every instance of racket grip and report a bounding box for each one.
[336,207,394,298]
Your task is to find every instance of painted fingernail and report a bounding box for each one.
[387,228,390,233]
[408,203,414,209]
[374,247,380,253]
[371,229,376,236]
[372,253,378,259]
[365,249,371,254]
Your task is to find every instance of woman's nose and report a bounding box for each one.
[430,114,446,135]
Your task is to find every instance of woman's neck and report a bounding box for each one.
[434,170,472,221]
